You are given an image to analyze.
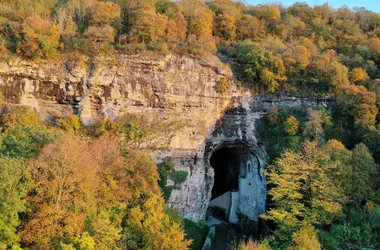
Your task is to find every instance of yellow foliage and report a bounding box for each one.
[57,114,81,134]
[261,68,280,93]
[236,14,265,40]
[18,15,60,58]
[126,194,192,250]
[189,11,213,37]
[213,13,236,41]
[328,62,350,93]
[284,116,299,136]
[88,1,121,26]
[129,6,168,43]
[350,67,369,84]
[1,106,40,127]
[263,141,344,227]
[368,37,380,56]
[289,223,321,250]
[282,45,311,71]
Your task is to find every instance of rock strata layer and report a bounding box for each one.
[0,55,332,222]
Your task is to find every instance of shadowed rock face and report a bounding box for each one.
[0,55,333,223]
[169,95,331,222]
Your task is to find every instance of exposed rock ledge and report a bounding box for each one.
[0,54,332,222]
[0,54,235,154]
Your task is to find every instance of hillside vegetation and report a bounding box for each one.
[1,0,380,249]
[1,0,380,96]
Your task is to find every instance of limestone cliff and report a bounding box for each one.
[0,54,332,223]
[0,55,234,152]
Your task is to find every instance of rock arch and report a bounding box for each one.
[205,140,266,224]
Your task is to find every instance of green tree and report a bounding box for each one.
[348,143,378,204]
[263,141,344,228]
[0,157,28,249]
[319,204,380,249]
[303,108,331,141]
[0,125,57,158]
[267,106,280,126]
[231,42,286,92]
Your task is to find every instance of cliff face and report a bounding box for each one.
[0,55,234,152]
[0,54,331,223]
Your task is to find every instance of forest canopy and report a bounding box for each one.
[1,0,380,249]
[0,0,380,95]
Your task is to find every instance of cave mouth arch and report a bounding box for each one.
[209,144,259,200]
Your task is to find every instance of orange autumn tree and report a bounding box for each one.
[337,85,378,131]
[350,67,369,84]
[85,1,121,52]
[23,135,99,248]
[18,15,60,58]
[22,135,190,249]
[166,12,188,47]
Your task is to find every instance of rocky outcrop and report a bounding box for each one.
[0,55,234,152]
[0,54,332,223]
[168,93,331,222]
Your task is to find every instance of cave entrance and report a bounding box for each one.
[210,147,241,200]
[207,144,258,225]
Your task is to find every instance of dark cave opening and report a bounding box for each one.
[210,147,242,200]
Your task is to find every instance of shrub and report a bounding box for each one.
[169,170,188,185]
[1,106,39,127]
[267,106,280,125]
[216,77,230,94]
[94,118,119,137]
[57,115,81,134]
[124,122,147,144]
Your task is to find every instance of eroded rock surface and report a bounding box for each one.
[0,55,332,223]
